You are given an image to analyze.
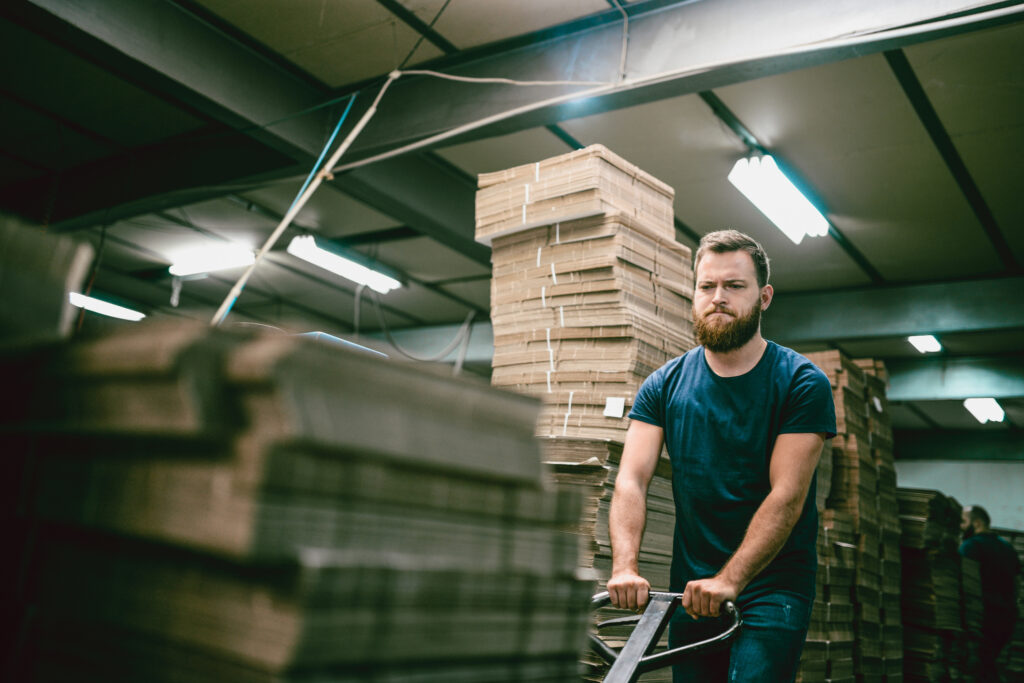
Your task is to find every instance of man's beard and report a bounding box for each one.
[694,301,762,352]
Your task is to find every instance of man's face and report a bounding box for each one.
[962,508,975,539]
[693,250,767,352]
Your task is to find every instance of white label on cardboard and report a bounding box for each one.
[603,397,626,418]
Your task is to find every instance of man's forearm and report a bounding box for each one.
[717,490,804,592]
[609,480,648,574]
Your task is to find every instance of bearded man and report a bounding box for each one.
[606,230,836,682]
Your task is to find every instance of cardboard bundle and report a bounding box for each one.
[543,440,675,683]
[6,322,595,682]
[486,211,693,443]
[898,489,967,682]
[478,147,692,682]
[475,144,676,245]
[797,510,858,683]
[807,352,906,683]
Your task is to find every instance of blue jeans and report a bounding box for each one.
[668,590,811,683]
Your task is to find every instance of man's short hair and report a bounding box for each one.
[967,505,991,528]
[694,230,770,288]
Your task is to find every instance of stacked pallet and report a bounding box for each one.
[6,322,594,682]
[477,145,694,682]
[897,488,965,682]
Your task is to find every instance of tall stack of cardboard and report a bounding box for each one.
[897,488,965,682]
[477,145,694,681]
[798,509,859,683]
[6,322,595,682]
[805,350,887,683]
[855,360,903,683]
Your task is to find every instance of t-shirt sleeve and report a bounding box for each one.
[779,362,837,439]
[628,365,665,427]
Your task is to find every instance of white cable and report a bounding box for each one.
[399,69,610,87]
[372,291,477,363]
[211,72,401,326]
[611,0,629,82]
[330,2,1024,175]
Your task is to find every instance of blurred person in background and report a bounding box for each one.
[961,505,1021,682]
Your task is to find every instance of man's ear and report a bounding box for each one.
[761,284,774,311]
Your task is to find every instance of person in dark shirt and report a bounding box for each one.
[960,505,1021,682]
[607,230,836,682]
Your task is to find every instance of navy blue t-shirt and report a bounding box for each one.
[628,341,837,601]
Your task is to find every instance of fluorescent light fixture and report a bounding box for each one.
[69,292,146,321]
[727,155,829,245]
[169,245,255,276]
[963,398,1005,424]
[907,334,942,353]
[287,235,401,294]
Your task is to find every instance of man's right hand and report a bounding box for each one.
[606,571,651,612]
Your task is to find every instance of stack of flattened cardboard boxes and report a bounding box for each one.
[6,323,594,683]
[477,145,695,681]
[897,488,965,682]
[798,352,902,683]
[855,360,904,683]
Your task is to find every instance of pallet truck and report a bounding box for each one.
[589,591,742,683]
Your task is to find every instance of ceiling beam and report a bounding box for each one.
[884,49,1019,274]
[14,0,487,265]
[887,356,1024,401]
[894,429,1024,461]
[762,276,1024,345]
[334,0,1024,164]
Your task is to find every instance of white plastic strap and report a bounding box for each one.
[541,286,546,307]
[537,247,542,267]
[534,162,540,182]
[550,262,558,284]
[559,306,565,327]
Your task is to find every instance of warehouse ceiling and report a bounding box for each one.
[1,0,1023,457]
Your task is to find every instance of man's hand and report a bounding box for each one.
[680,576,738,619]
[607,571,651,612]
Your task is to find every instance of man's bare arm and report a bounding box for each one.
[607,420,664,611]
[681,432,825,618]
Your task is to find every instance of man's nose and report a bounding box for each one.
[711,285,728,303]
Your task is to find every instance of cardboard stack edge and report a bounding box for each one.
[5,322,595,682]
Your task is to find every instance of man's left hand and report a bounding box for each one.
[680,576,738,619]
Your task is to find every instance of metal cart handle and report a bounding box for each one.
[589,591,742,683]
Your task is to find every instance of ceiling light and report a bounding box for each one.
[169,245,256,277]
[69,292,146,321]
[963,398,1004,424]
[287,235,401,294]
[907,334,942,353]
[727,155,829,245]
